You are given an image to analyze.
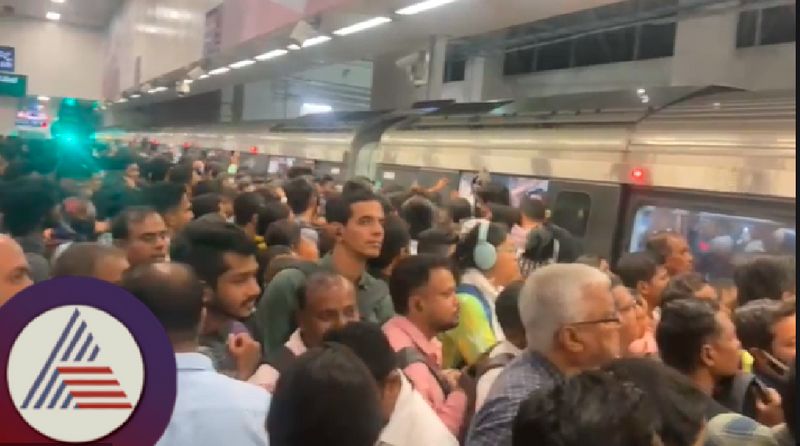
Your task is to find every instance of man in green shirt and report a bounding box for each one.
[254,189,395,355]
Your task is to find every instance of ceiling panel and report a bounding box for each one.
[0,0,124,29]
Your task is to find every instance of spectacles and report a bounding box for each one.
[568,315,621,327]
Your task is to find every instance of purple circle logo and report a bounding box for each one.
[0,277,176,445]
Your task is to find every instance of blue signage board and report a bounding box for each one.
[0,46,14,72]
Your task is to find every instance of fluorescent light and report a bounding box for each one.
[229,59,255,69]
[46,11,61,20]
[333,17,392,36]
[300,103,333,115]
[37,96,50,102]
[198,74,210,79]
[287,44,301,51]
[130,94,142,98]
[182,79,194,85]
[396,0,458,15]
[209,67,230,75]
[51,0,65,3]
[301,36,332,48]
[147,86,168,94]
[636,88,646,95]
[116,98,128,103]
[255,49,289,61]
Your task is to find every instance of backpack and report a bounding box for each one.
[396,347,453,396]
[715,372,759,419]
[466,342,516,381]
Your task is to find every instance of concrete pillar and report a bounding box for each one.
[671,2,740,87]
[463,53,508,101]
[370,51,417,110]
[425,35,448,100]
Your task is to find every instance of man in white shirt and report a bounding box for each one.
[123,262,270,446]
[324,321,459,446]
[475,281,527,411]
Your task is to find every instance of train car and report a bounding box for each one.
[107,86,796,271]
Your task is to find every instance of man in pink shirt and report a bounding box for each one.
[383,255,468,437]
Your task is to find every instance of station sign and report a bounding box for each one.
[0,73,27,97]
[0,46,14,72]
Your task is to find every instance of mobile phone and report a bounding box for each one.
[751,377,771,403]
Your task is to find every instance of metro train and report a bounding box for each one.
[97,86,796,266]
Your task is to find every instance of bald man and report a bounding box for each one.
[0,235,33,307]
[52,243,130,285]
[122,263,270,446]
[249,270,358,391]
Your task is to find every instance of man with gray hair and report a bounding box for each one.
[248,270,359,392]
[466,263,621,446]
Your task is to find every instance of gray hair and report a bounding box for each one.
[519,263,610,351]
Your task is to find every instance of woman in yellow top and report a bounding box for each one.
[440,221,522,368]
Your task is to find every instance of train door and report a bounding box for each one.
[376,165,460,199]
[545,181,623,260]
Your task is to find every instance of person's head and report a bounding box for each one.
[257,244,295,285]
[366,215,410,277]
[59,196,98,241]
[144,156,171,182]
[734,256,796,305]
[400,196,436,240]
[192,179,221,198]
[519,195,547,227]
[453,221,520,288]
[711,279,738,315]
[111,206,169,266]
[267,343,385,446]
[781,363,796,440]
[656,298,741,383]
[256,201,292,236]
[615,252,670,310]
[447,197,472,224]
[496,280,527,350]
[296,271,359,348]
[390,255,459,334]
[123,262,204,348]
[604,358,709,446]
[233,191,266,236]
[52,243,129,285]
[610,275,640,355]
[342,176,373,196]
[660,273,717,307]
[519,263,619,372]
[167,162,195,188]
[488,203,521,231]
[416,228,458,258]
[513,369,660,446]
[734,298,795,379]
[170,220,260,320]
[143,182,193,234]
[327,189,385,260]
[219,186,237,220]
[0,176,58,236]
[323,321,402,422]
[475,182,510,206]
[264,219,302,250]
[574,254,609,273]
[286,165,314,180]
[190,193,223,219]
[317,174,336,197]
[0,235,32,307]
[124,161,140,182]
[645,231,694,276]
[284,176,318,217]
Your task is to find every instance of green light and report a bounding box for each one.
[63,98,77,107]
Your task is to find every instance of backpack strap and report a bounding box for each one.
[474,353,516,380]
[396,346,452,396]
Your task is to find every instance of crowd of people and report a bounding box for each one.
[0,136,796,446]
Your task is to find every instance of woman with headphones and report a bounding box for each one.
[440,220,522,369]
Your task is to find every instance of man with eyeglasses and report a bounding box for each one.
[467,263,621,446]
[111,206,170,267]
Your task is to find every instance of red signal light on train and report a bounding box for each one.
[630,167,646,183]
[183,142,191,149]
[249,146,258,154]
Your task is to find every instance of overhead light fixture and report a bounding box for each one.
[46,11,61,21]
[255,49,289,61]
[229,59,255,69]
[287,43,301,51]
[333,17,392,36]
[116,98,128,103]
[51,0,65,3]
[396,0,459,15]
[130,93,142,98]
[147,86,168,94]
[198,74,210,80]
[37,96,50,102]
[182,79,194,85]
[301,36,332,48]
[209,67,230,76]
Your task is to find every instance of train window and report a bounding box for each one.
[735,10,758,48]
[628,205,796,280]
[759,5,796,46]
[574,28,636,67]
[551,191,591,237]
[536,40,573,72]
[637,22,677,59]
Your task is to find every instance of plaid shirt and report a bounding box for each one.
[466,350,564,446]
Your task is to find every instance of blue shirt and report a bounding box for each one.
[157,353,271,446]
[466,351,563,446]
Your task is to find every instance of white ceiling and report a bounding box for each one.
[0,0,124,30]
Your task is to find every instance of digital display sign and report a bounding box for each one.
[0,73,27,97]
[0,46,14,72]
